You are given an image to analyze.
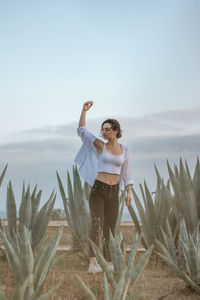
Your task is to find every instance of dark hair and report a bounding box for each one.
[101,119,122,139]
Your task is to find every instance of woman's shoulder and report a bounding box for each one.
[120,143,128,151]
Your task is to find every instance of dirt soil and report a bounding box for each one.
[0,223,200,300]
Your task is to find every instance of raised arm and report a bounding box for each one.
[78,101,94,128]
[77,101,103,153]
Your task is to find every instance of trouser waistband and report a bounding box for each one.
[93,179,119,190]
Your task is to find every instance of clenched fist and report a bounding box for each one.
[83,101,94,111]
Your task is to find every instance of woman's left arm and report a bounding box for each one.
[125,185,132,206]
[123,147,134,206]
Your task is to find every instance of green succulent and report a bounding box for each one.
[156,219,200,294]
[57,165,92,254]
[0,176,62,299]
[76,233,153,299]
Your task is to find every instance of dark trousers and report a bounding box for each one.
[89,179,119,261]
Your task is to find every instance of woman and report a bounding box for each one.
[74,101,133,273]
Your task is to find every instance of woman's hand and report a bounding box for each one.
[83,101,94,111]
[126,190,132,206]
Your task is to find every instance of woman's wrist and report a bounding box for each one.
[125,185,132,192]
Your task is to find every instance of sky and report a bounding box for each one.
[0,0,200,135]
[0,0,200,218]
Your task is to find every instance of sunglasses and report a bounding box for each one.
[100,127,113,133]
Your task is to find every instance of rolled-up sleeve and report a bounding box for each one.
[77,126,97,144]
[74,126,98,186]
[122,146,134,188]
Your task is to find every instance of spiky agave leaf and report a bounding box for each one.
[31,185,37,204]
[185,235,200,284]
[11,274,34,300]
[137,180,163,246]
[104,273,111,300]
[18,227,34,298]
[143,181,155,224]
[193,158,200,218]
[34,227,63,293]
[127,202,147,250]
[185,159,192,182]
[56,171,73,228]
[130,163,179,250]
[167,160,181,202]
[31,191,56,251]
[30,282,61,300]
[130,245,153,285]
[154,164,163,185]
[156,219,200,294]
[179,158,198,232]
[72,179,89,250]
[156,251,200,294]
[160,219,178,265]
[0,218,3,231]
[57,171,87,250]
[113,269,127,300]
[71,168,88,239]
[153,169,172,243]
[0,229,21,286]
[125,234,142,285]
[0,164,7,188]
[19,185,32,232]
[109,230,125,278]
[75,275,96,300]
[143,181,160,246]
[73,165,82,197]
[73,172,90,248]
[167,159,198,233]
[178,220,200,284]
[57,169,91,252]
[10,230,21,257]
[134,183,154,247]
[6,181,17,237]
[115,195,125,235]
[90,240,117,289]
[31,189,42,228]
[33,233,48,271]
[131,188,146,231]
[83,181,91,201]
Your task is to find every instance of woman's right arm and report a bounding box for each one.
[77,101,96,144]
[77,101,103,153]
[78,101,93,128]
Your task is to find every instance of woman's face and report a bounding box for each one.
[101,122,118,139]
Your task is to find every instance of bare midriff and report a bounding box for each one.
[96,172,119,185]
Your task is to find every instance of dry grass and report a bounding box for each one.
[1,224,200,299]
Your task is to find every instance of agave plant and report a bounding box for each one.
[156,219,200,294]
[0,226,62,299]
[0,179,64,299]
[76,233,153,299]
[127,164,176,249]
[167,157,200,233]
[4,181,55,253]
[56,165,91,253]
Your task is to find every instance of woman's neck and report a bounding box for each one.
[107,138,118,147]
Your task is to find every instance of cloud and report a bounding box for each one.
[0,106,199,216]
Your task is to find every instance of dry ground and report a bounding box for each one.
[0,223,200,300]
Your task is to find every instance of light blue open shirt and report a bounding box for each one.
[74,126,133,193]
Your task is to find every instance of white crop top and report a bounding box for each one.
[74,126,134,192]
[97,144,124,175]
